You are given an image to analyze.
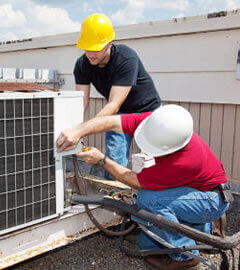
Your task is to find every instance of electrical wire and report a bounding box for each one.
[72,154,137,237]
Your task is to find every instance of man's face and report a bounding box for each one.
[85,43,111,67]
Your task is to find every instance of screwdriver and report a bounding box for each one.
[81,141,89,152]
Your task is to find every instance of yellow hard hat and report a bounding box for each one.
[77,13,115,51]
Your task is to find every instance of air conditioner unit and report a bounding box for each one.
[0,91,83,236]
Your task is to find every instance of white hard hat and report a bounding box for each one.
[134,104,193,157]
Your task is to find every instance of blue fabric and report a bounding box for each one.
[137,186,229,261]
[104,130,132,180]
[104,106,160,180]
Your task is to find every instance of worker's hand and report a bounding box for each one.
[77,147,104,165]
[56,127,81,152]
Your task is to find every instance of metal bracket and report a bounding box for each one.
[237,49,240,80]
[0,67,65,85]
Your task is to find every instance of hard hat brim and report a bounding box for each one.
[76,38,110,51]
[134,117,166,157]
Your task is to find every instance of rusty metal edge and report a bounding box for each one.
[0,209,122,269]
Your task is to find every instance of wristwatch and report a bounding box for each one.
[97,155,107,167]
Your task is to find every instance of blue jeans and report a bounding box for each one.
[104,131,132,179]
[104,107,161,180]
[137,186,229,261]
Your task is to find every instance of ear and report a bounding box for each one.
[107,41,113,49]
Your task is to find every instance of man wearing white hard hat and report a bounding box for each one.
[57,104,232,270]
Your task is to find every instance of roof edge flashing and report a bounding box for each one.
[0,9,240,52]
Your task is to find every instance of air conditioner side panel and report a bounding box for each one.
[54,93,83,214]
[54,93,84,158]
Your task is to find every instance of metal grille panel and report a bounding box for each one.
[0,98,56,232]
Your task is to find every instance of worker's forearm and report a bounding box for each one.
[95,102,120,117]
[103,157,142,190]
[76,115,122,138]
[75,84,90,112]
[57,115,122,152]
[77,148,141,189]
[83,96,89,112]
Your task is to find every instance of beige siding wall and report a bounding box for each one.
[83,98,107,152]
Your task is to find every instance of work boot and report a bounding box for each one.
[213,213,226,238]
[144,254,201,270]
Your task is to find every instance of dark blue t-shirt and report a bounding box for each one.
[73,44,161,113]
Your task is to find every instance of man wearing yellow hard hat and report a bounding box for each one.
[73,13,161,179]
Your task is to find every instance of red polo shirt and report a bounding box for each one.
[121,112,227,191]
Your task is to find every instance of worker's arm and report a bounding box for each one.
[78,147,142,190]
[96,85,131,117]
[56,115,123,152]
[76,84,90,112]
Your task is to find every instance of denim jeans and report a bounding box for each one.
[104,130,132,179]
[104,107,161,180]
[137,186,229,261]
